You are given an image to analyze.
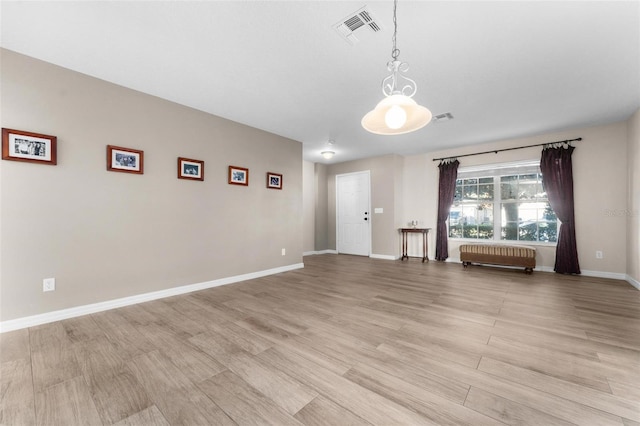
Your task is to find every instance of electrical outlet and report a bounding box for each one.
[43,278,56,292]
[281,248,286,256]
[596,251,603,259]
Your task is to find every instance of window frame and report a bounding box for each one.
[449,160,558,246]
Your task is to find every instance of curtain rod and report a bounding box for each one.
[432,137,582,162]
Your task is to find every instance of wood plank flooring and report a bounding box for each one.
[1,254,639,425]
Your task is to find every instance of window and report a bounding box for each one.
[449,161,557,243]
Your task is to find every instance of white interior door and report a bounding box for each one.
[337,171,371,256]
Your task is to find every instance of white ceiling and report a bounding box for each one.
[1,1,639,163]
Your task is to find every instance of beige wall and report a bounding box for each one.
[314,163,329,251]
[302,160,315,253]
[403,121,629,274]
[0,49,303,322]
[326,154,403,257]
[628,108,640,284]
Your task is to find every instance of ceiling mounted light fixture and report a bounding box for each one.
[321,151,335,159]
[361,0,432,135]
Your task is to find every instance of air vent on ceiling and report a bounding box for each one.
[433,112,454,123]
[333,6,382,45]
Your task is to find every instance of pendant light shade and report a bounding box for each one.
[362,0,432,135]
[362,94,432,135]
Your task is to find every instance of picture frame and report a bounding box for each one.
[228,165,249,186]
[266,172,283,190]
[178,157,204,181]
[2,128,57,165]
[107,145,144,174]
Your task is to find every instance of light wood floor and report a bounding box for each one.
[2,254,639,425]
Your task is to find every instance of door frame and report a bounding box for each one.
[335,170,372,256]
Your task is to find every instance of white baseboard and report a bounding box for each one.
[446,257,629,278]
[626,275,640,290]
[580,270,627,280]
[0,263,304,334]
[370,254,398,260]
[303,250,338,256]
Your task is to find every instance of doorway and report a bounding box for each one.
[336,171,371,256]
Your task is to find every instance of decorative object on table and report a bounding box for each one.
[177,157,204,181]
[106,145,144,174]
[2,128,57,165]
[228,165,249,186]
[361,0,432,135]
[266,172,283,190]
[411,220,418,228]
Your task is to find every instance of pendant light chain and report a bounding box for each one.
[391,0,400,61]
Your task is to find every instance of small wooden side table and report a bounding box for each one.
[399,228,431,262]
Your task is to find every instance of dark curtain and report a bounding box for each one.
[435,159,459,261]
[540,145,580,274]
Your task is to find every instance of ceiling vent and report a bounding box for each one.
[433,112,454,123]
[333,6,382,45]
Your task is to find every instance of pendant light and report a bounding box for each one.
[321,139,336,160]
[362,0,432,135]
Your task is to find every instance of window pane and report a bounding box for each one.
[477,203,493,224]
[454,185,462,202]
[462,225,476,238]
[454,164,555,244]
[478,226,494,239]
[501,180,517,200]
[449,206,462,226]
[478,184,494,200]
[538,221,557,242]
[449,224,462,238]
[462,205,478,225]
[518,207,538,223]
[518,182,537,200]
[501,202,519,225]
[538,188,548,199]
[501,222,518,240]
[518,222,538,241]
[540,204,556,221]
[519,174,538,181]
[477,203,494,239]
[463,185,478,201]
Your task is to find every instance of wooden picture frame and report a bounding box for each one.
[2,128,57,165]
[178,157,204,181]
[228,165,249,186]
[107,145,144,174]
[266,172,283,190]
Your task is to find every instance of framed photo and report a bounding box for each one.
[266,172,283,190]
[2,128,57,165]
[178,157,204,181]
[107,145,143,174]
[228,165,249,186]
